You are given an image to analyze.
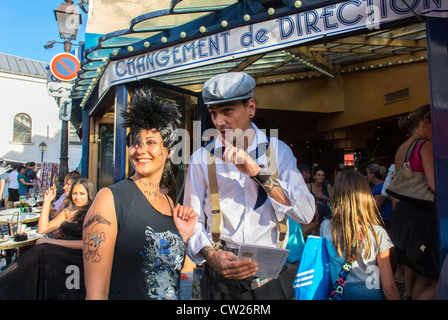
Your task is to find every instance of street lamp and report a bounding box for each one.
[44,40,57,49]
[39,142,47,163]
[77,1,89,14]
[43,40,82,53]
[52,0,82,198]
[54,0,82,41]
[44,0,83,53]
[44,1,87,53]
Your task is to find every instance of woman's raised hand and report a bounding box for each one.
[172,204,197,243]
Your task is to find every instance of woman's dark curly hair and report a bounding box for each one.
[121,87,182,192]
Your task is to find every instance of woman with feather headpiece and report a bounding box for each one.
[82,87,196,300]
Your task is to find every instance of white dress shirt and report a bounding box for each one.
[183,123,315,264]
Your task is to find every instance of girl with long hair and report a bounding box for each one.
[0,177,96,299]
[320,170,400,300]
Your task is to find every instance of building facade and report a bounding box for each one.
[0,52,82,170]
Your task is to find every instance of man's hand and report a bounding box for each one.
[202,247,259,280]
[218,135,260,177]
[218,133,291,206]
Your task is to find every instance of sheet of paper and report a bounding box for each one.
[238,243,289,279]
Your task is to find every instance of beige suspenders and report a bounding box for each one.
[207,151,223,251]
[265,142,287,248]
[207,142,287,250]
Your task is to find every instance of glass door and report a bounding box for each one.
[97,123,114,190]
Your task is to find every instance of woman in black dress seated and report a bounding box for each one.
[0,177,96,299]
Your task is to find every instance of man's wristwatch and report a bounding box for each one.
[250,165,271,186]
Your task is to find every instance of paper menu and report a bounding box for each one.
[237,243,289,279]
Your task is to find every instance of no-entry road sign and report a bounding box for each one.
[50,53,80,81]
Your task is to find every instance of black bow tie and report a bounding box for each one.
[208,143,269,161]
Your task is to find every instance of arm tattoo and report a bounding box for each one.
[199,246,214,260]
[261,177,281,195]
[83,230,106,263]
[83,211,112,230]
[83,211,111,263]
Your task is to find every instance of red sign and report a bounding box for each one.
[344,153,355,166]
[50,53,80,81]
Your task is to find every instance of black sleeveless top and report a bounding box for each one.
[107,178,186,300]
[60,221,82,240]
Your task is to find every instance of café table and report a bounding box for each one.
[0,231,44,268]
[0,208,41,226]
[0,233,43,251]
[0,208,42,268]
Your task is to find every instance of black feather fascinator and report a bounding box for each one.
[122,87,182,150]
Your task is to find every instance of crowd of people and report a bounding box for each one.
[0,161,40,210]
[0,72,445,301]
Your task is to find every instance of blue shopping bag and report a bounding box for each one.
[293,235,331,300]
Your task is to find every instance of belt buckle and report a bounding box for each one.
[250,277,272,290]
[212,241,223,251]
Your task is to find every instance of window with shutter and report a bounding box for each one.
[13,113,32,143]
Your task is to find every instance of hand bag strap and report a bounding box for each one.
[403,138,425,167]
[329,229,365,300]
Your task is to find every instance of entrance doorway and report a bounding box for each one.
[97,123,114,190]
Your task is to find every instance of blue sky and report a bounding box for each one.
[0,1,88,63]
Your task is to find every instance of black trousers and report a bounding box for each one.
[200,263,295,300]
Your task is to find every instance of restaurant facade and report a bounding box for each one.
[70,0,448,262]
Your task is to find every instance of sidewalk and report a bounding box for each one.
[1,255,195,300]
[0,258,405,300]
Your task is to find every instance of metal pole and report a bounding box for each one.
[426,17,448,266]
[57,99,69,199]
[114,85,128,183]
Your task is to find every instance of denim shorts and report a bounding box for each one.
[342,283,385,300]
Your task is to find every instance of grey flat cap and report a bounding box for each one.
[202,72,256,105]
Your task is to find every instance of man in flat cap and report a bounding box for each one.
[183,72,314,300]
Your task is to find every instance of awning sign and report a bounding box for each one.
[99,0,448,97]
